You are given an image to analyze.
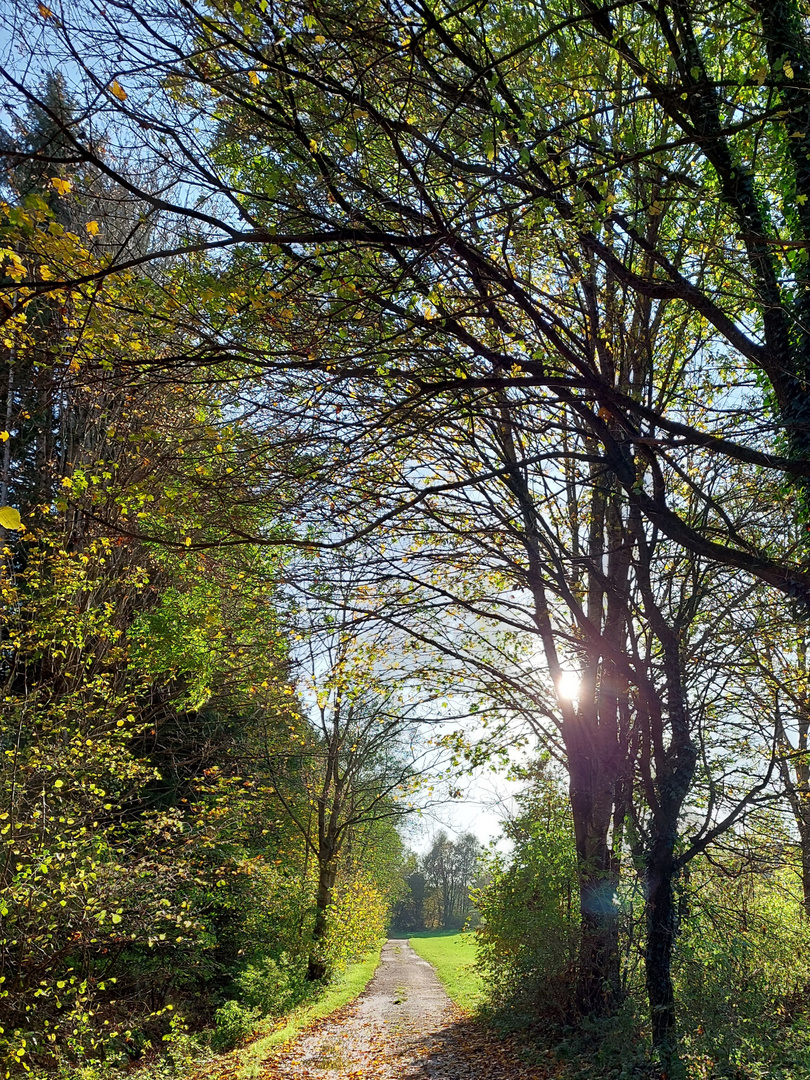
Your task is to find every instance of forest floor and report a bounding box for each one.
[255,938,545,1080]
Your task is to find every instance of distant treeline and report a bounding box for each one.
[392,832,484,931]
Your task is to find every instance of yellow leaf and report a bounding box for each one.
[184,536,192,546]
[39,264,53,281]
[38,3,53,17]
[248,70,260,85]
[0,432,8,442]
[315,34,326,44]
[85,220,100,236]
[109,80,128,101]
[50,177,72,196]
[0,506,21,531]
[61,476,73,488]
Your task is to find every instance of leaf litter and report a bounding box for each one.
[256,940,547,1080]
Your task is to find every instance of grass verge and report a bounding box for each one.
[233,944,383,1079]
[407,930,485,1013]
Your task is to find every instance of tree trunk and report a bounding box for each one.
[799,819,810,920]
[577,882,620,1015]
[496,401,627,1017]
[570,774,621,1014]
[645,840,678,1054]
[774,663,810,920]
[643,736,697,1059]
[306,857,337,982]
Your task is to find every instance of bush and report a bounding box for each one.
[322,877,389,969]
[675,858,810,1079]
[210,1000,261,1052]
[301,875,389,982]
[227,863,316,968]
[234,953,309,1016]
[475,768,579,1022]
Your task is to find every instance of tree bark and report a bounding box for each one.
[643,729,696,1059]
[801,822,810,920]
[569,767,621,1013]
[645,839,678,1052]
[643,744,697,1056]
[306,856,337,982]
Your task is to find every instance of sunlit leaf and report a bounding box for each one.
[0,506,22,530]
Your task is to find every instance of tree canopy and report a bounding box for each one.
[4,1,810,1077]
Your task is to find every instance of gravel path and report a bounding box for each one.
[259,938,544,1080]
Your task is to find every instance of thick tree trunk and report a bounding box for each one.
[577,886,620,1014]
[496,403,627,1017]
[306,858,337,982]
[570,776,621,1014]
[645,841,678,1053]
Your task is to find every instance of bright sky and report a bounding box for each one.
[402,758,524,854]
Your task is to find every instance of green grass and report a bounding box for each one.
[407,930,485,1013]
[234,944,384,1079]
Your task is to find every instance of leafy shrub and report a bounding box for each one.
[234,953,309,1016]
[210,1000,260,1051]
[475,767,579,1022]
[305,876,389,981]
[227,863,316,967]
[675,858,810,1079]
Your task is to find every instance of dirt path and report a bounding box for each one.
[259,938,544,1080]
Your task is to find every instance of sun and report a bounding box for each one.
[556,670,580,701]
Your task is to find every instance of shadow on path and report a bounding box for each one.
[395,1013,547,1080]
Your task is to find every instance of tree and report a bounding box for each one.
[741,607,810,918]
[262,610,438,980]
[6,0,810,596]
[391,856,427,931]
[7,0,810,1058]
[0,158,322,1070]
[422,830,482,928]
